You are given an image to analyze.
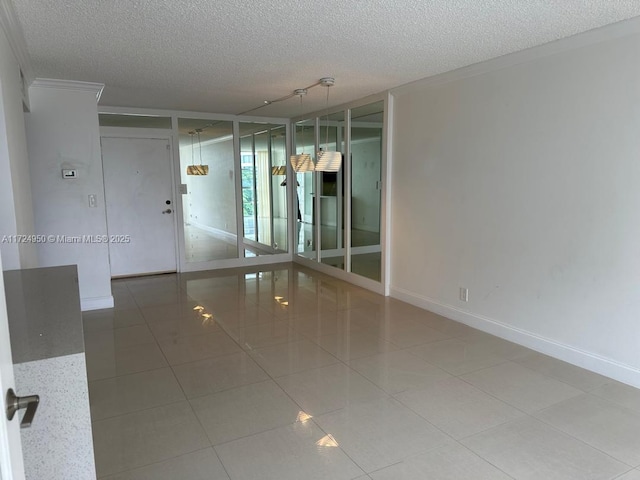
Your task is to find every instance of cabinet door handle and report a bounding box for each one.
[6,388,39,428]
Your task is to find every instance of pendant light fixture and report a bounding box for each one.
[315,77,342,172]
[234,77,340,172]
[289,89,315,173]
[186,128,209,175]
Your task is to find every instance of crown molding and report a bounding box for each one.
[0,0,33,83]
[31,78,105,102]
[391,15,640,96]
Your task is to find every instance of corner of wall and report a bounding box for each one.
[0,16,36,270]
[26,81,112,303]
[80,295,114,311]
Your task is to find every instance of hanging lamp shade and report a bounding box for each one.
[314,78,341,173]
[290,153,314,172]
[186,129,209,175]
[315,151,341,172]
[186,165,209,175]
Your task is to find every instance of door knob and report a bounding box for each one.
[162,209,172,214]
[6,388,39,428]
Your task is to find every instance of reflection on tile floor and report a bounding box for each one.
[183,225,282,263]
[84,264,640,479]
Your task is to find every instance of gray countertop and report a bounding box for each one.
[4,265,84,364]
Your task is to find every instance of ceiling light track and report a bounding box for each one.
[290,77,341,173]
[236,77,335,116]
[187,78,335,133]
[184,77,338,176]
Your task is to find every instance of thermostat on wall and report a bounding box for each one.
[62,169,77,179]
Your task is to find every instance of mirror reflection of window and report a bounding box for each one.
[240,134,256,243]
[270,126,288,252]
[239,123,289,257]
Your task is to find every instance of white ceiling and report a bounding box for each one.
[11,0,640,118]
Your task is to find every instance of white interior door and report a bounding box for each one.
[0,253,26,480]
[102,137,177,277]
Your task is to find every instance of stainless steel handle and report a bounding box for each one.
[162,209,172,214]
[6,388,39,428]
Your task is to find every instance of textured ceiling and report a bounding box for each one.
[11,0,640,118]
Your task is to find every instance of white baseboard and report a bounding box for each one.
[190,222,237,245]
[319,244,382,259]
[390,286,640,389]
[80,295,114,311]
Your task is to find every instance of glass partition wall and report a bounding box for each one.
[100,101,383,284]
[179,119,238,262]
[178,117,289,266]
[292,99,385,285]
[350,102,383,281]
[239,122,288,255]
[319,110,346,270]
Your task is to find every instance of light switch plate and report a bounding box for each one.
[459,287,469,302]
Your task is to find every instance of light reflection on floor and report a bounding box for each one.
[83,264,631,480]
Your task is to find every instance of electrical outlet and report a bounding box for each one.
[459,287,469,302]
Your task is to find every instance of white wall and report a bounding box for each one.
[25,82,113,310]
[0,26,36,270]
[391,29,640,386]
[181,138,237,235]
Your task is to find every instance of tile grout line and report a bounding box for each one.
[93,266,635,479]
[189,291,392,476]
[96,447,216,480]
[192,281,371,476]
[529,393,640,469]
[92,287,219,478]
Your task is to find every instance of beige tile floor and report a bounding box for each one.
[83,264,640,480]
